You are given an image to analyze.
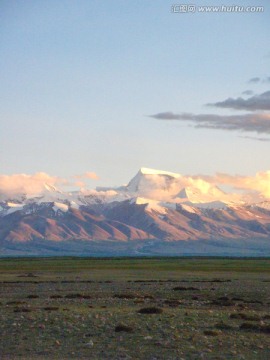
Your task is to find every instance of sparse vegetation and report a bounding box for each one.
[138,306,163,314]
[27,294,39,299]
[114,324,134,332]
[0,257,270,359]
[173,286,199,291]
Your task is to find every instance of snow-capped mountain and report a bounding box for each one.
[1,168,270,254]
[126,167,181,194]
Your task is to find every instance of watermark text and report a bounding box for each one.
[171,4,264,13]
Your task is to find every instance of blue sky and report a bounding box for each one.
[1,0,269,187]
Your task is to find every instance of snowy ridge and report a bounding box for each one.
[140,167,180,178]
[52,202,69,213]
[130,197,167,214]
[0,167,267,219]
[250,201,270,210]
[1,168,270,244]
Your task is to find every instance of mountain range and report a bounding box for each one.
[1,168,270,256]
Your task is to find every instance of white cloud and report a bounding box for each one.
[198,171,270,199]
[0,172,66,198]
[1,170,270,202]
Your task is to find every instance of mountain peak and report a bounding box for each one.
[139,167,180,178]
[126,168,181,196]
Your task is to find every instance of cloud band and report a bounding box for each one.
[150,112,270,135]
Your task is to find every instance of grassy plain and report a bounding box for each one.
[0,257,270,359]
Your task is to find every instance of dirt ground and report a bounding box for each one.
[0,258,270,359]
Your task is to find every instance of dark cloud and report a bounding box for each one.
[150,112,185,120]
[248,77,261,83]
[239,135,270,142]
[149,112,270,135]
[208,90,270,111]
[248,76,270,84]
[242,90,254,96]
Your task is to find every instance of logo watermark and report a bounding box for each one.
[171,4,264,13]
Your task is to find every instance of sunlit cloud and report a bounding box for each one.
[0,173,67,198]
[74,172,99,180]
[197,171,270,199]
[0,171,100,199]
[74,181,86,188]
[84,172,99,180]
[1,170,270,202]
